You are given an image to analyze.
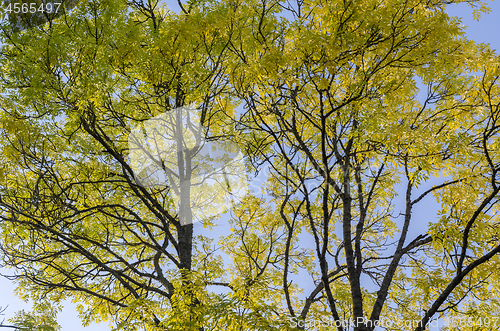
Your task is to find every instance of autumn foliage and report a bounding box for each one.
[0,0,499,330]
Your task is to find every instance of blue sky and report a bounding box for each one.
[1,1,499,330]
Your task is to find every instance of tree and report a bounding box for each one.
[226,0,500,328]
[0,0,238,329]
[0,304,60,331]
[0,0,499,330]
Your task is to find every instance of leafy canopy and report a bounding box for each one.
[0,0,499,330]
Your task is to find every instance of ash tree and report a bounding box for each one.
[0,0,499,330]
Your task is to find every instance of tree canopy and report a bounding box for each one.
[0,0,499,330]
